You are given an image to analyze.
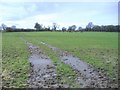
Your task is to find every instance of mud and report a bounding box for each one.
[38,40,118,88]
[20,37,64,88]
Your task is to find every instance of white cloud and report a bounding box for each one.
[1,13,58,28]
[0,3,29,21]
[0,2,117,29]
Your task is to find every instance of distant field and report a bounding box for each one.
[2,32,118,87]
[21,32,118,49]
[20,32,118,77]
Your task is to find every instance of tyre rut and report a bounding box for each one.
[37,40,118,88]
[20,37,64,88]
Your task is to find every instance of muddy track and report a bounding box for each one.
[20,37,65,88]
[36,40,118,88]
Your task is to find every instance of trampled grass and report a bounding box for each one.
[19,33,78,88]
[2,32,29,88]
[20,32,118,77]
[2,32,118,87]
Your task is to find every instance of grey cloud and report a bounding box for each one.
[1,2,61,21]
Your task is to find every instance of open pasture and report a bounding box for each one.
[2,32,118,88]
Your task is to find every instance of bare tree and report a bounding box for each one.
[1,24,7,30]
[86,22,94,31]
[62,27,67,32]
[78,26,83,32]
[68,25,77,32]
[52,23,59,31]
[34,22,43,31]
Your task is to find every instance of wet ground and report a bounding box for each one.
[20,37,65,88]
[19,36,118,88]
[38,40,118,88]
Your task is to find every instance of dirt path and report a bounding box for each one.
[20,37,63,88]
[38,41,118,88]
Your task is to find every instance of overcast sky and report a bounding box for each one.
[0,0,118,29]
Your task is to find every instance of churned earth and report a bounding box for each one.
[3,32,118,88]
[20,36,118,88]
[20,37,66,88]
[38,40,118,88]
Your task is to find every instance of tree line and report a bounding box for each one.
[1,22,119,32]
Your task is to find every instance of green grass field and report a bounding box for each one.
[2,33,29,88]
[20,32,118,77]
[2,32,118,87]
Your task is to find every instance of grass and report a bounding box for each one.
[19,33,79,88]
[2,32,30,88]
[19,32,118,78]
[20,32,118,49]
[2,32,118,87]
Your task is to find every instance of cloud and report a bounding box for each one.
[0,2,61,21]
[0,3,31,21]
[0,2,118,29]
[1,13,58,28]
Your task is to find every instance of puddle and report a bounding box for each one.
[37,40,118,88]
[61,54,94,77]
[20,37,64,88]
